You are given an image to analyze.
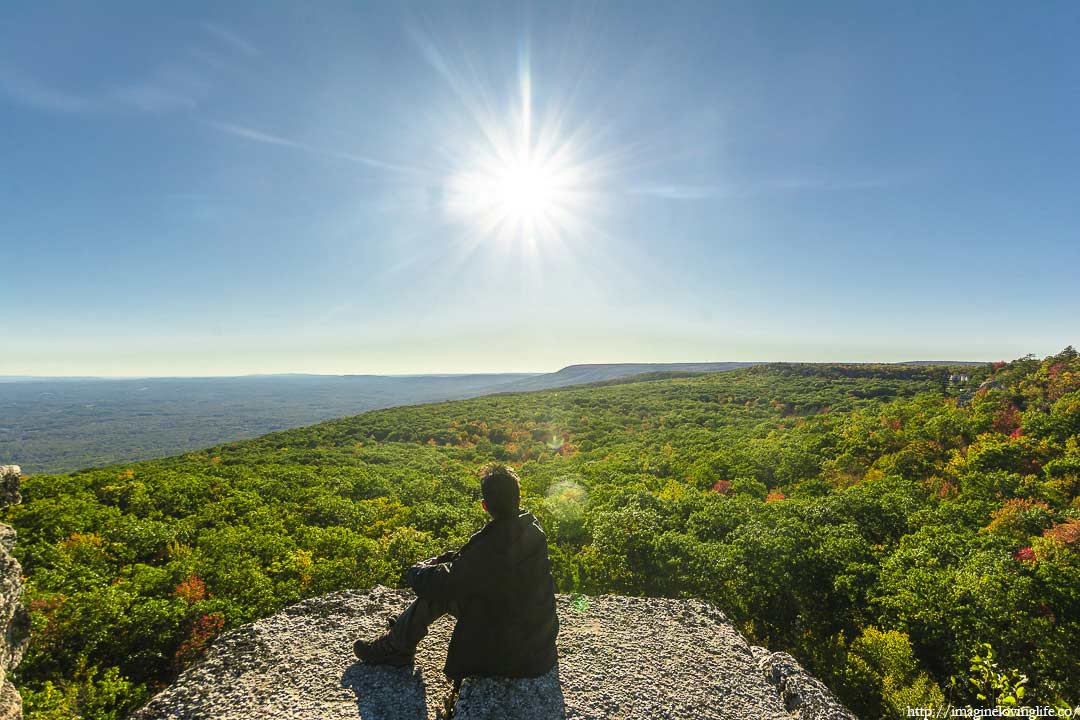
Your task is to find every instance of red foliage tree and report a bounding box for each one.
[992,405,1022,435]
[711,479,733,495]
[1044,519,1080,546]
[174,574,207,605]
[174,612,225,670]
[1013,547,1035,563]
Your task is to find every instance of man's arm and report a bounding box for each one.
[405,542,469,600]
[405,530,486,601]
[405,561,452,600]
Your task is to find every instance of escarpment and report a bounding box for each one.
[0,466,30,720]
[134,586,856,720]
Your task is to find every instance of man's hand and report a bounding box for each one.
[417,550,457,567]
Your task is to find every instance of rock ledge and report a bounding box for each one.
[134,586,855,719]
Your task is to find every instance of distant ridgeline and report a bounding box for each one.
[4,351,1079,719]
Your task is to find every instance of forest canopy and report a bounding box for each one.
[6,351,1080,719]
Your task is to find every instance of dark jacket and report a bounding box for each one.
[406,511,559,680]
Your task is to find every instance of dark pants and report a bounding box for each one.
[390,594,458,650]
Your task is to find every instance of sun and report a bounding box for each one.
[443,68,593,245]
[448,148,579,232]
[496,156,559,220]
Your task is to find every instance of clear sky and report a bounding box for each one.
[2,1,1078,376]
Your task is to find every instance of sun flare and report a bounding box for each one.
[448,150,579,228]
[444,66,594,245]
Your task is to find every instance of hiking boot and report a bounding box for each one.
[353,632,414,666]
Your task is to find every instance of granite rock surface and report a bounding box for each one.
[134,586,857,719]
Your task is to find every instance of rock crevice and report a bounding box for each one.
[135,586,855,719]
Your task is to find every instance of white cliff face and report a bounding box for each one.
[133,586,856,720]
[0,466,29,720]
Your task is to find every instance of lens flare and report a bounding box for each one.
[545,477,588,525]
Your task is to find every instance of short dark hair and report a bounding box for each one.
[479,463,521,519]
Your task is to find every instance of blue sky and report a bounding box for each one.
[2,1,1078,376]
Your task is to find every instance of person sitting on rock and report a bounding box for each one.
[353,463,559,682]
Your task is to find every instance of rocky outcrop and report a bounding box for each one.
[134,586,856,720]
[751,647,857,720]
[0,469,19,513]
[0,466,29,720]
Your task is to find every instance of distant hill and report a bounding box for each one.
[897,360,987,366]
[499,362,758,391]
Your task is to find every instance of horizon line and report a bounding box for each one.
[0,358,995,381]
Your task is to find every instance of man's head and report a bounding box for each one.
[478,463,521,519]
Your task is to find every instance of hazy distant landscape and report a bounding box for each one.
[0,363,755,473]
